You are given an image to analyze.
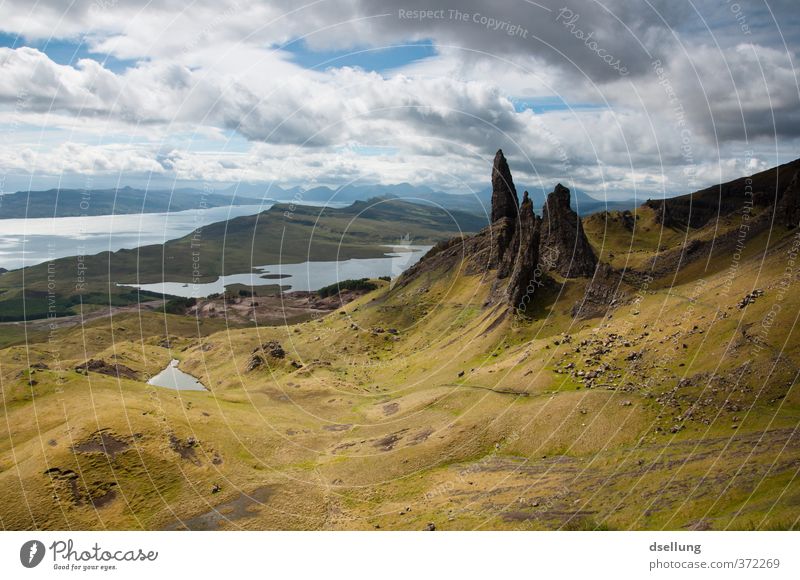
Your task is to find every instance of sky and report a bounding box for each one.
[0,0,797,201]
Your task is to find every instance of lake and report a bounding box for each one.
[0,200,348,270]
[147,359,208,391]
[121,245,432,297]
[0,204,268,270]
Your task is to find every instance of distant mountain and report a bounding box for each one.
[222,182,289,199]
[3,179,635,221]
[0,187,265,219]
[222,180,635,218]
[468,185,637,217]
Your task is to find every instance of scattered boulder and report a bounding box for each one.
[246,341,287,371]
[619,210,636,230]
[259,341,286,359]
[738,289,764,309]
[245,353,265,372]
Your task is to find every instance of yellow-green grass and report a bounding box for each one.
[1,221,799,530]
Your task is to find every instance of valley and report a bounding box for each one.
[1,153,798,530]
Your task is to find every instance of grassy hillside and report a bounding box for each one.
[0,199,485,321]
[644,158,800,229]
[1,187,797,530]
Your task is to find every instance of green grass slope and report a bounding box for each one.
[1,198,798,530]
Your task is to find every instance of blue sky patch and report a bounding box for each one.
[281,39,436,73]
[511,96,608,114]
[0,32,137,72]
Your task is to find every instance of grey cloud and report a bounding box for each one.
[0,0,796,196]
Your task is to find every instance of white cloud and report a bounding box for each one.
[0,0,796,198]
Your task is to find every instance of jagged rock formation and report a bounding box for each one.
[485,150,521,276]
[506,192,541,313]
[490,149,520,224]
[397,152,600,316]
[539,184,597,278]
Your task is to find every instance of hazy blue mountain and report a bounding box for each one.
[220,181,636,218]
[515,186,638,216]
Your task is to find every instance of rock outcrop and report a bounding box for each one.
[539,184,597,278]
[490,149,519,224]
[492,217,518,275]
[396,151,600,317]
[75,359,140,380]
[489,150,521,277]
[506,192,542,313]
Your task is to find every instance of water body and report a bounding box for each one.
[0,204,268,270]
[147,359,208,391]
[122,245,432,298]
[0,200,348,270]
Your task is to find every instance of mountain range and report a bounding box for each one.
[225,180,638,217]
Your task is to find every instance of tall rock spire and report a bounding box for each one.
[490,149,519,223]
[507,191,541,313]
[539,184,597,278]
[489,149,521,272]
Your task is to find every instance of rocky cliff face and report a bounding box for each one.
[539,184,597,278]
[506,191,541,313]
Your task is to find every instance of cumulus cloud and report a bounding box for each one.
[0,0,796,197]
